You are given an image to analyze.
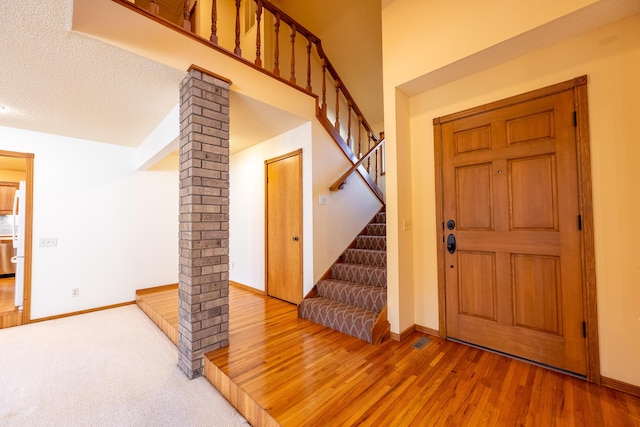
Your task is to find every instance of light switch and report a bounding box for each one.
[319,195,327,205]
[39,238,57,248]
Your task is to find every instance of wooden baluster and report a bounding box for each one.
[183,0,191,31]
[367,132,372,172]
[306,37,312,92]
[374,149,379,184]
[234,0,242,56]
[358,117,363,158]
[210,0,218,44]
[321,58,327,113]
[380,132,385,175]
[273,13,280,76]
[290,24,297,84]
[255,0,263,67]
[346,102,353,149]
[334,80,341,130]
[149,0,160,15]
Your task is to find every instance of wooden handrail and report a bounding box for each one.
[330,138,385,192]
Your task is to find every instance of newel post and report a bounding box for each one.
[178,66,231,378]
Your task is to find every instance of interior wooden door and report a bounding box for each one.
[439,89,587,375]
[265,150,303,304]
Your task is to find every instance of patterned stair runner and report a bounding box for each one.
[299,211,387,343]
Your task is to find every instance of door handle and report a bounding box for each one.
[292,236,299,241]
[447,234,456,254]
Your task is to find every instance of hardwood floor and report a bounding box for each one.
[0,276,22,328]
[135,284,178,345]
[0,277,15,311]
[137,285,640,426]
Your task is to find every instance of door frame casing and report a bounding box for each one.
[433,76,600,383]
[264,149,303,302]
[0,149,34,324]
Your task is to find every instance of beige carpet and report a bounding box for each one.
[0,305,248,426]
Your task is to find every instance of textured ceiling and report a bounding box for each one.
[0,0,186,147]
[0,0,306,151]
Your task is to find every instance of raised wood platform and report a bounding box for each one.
[135,284,178,345]
[0,277,23,329]
[137,285,640,426]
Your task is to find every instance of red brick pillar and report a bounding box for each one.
[178,66,231,378]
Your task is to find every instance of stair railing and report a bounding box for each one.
[117,0,385,201]
[329,136,385,199]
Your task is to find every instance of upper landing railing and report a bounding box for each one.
[118,0,385,202]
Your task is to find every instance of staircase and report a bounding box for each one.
[299,210,389,344]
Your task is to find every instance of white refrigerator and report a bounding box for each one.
[11,181,26,311]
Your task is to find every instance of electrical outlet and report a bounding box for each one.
[39,238,58,248]
[72,288,79,297]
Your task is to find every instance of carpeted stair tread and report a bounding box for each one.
[316,279,387,312]
[356,235,386,251]
[298,209,388,344]
[331,263,387,287]
[343,248,386,268]
[364,224,386,236]
[298,297,378,343]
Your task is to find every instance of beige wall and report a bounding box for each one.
[383,0,640,387]
[381,0,597,90]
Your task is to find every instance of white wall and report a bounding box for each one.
[229,123,313,293]
[229,120,382,295]
[0,125,179,319]
[311,121,383,280]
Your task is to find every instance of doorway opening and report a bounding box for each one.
[0,150,34,328]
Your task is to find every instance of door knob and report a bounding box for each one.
[292,236,299,241]
[447,234,456,254]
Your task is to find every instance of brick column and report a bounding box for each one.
[178,66,231,379]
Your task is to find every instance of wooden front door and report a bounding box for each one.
[435,81,594,375]
[265,150,303,304]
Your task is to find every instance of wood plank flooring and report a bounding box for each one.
[137,285,640,426]
[0,276,23,328]
[135,284,178,345]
